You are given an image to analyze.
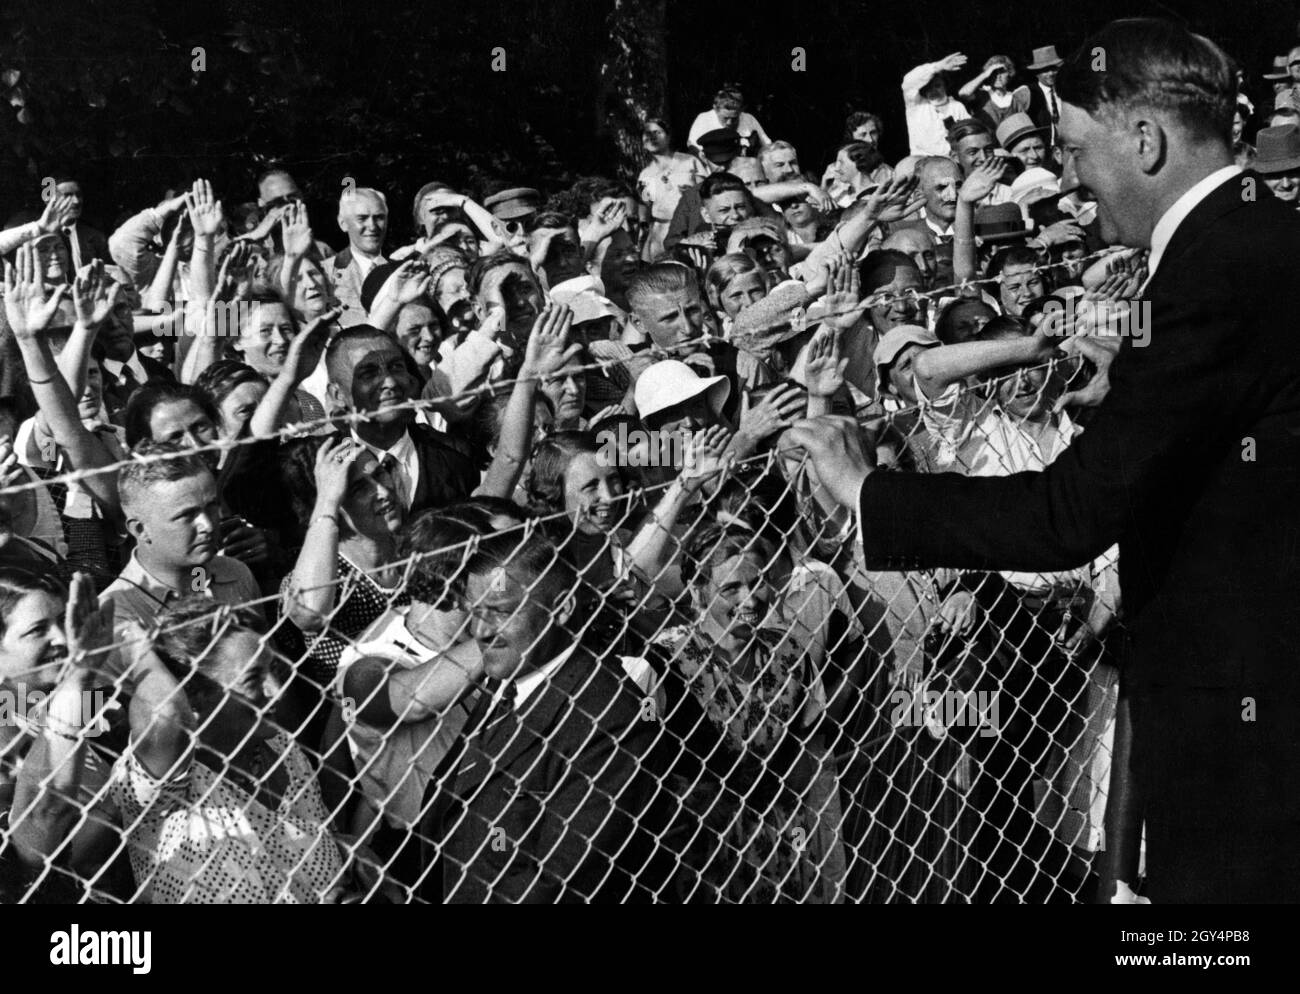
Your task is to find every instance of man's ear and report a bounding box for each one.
[1134,117,1167,174]
[125,514,148,544]
[700,202,715,226]
[326,381,349,413]
[553,590,577,630]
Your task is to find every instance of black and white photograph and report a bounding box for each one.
[0,0,1291,971]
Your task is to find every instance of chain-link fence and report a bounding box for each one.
[0,339,1134,903]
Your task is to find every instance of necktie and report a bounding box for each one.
[1048,87,1059,122]
[118,364,140,395]
[378,453,410,509]
[63,226,82,271]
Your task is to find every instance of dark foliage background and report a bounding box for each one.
[1,0,1295,248]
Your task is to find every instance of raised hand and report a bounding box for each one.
[1035,218,1087,249]
[37,194,78,235]
[213,241,252,301]
[938,52,968,73]
[783,414,876,510]
[3,243,70,340]
[283,305,343,385]
[185,178,224,239]
[312,436,360,509]
[819,255,864,332]
[804,325,849,398]
[392,259,433,305]
[64,572,116,674]
[802,183,834,213]
[679,424,735,491]
[520,303,580,381]
[71,259,125,328]
[864,173,922,224]
[586,200,628,243]
[959,158,1005,205]
[280,201,314,257]
[739,382,808,446]
[0,436,24,489]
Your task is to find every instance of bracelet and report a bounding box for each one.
[28,374,56,385]
[953,236,974,246]
[44,714,85,741]
[312,513,339,528]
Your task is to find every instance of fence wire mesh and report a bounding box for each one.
[0,341,1130,904]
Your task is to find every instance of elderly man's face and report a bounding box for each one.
[921,162,961,224]
[1010,135,1047,168]
[340,192,387,255]
[853,121,881,147]
[954,133,996,175]
[763,147,801,183]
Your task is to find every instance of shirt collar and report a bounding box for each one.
[102,351,147,383]
[514,643,579,709]
[351,426,414,462]
[1146,165,1241,280]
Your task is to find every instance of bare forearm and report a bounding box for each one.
[476,380,536,499]
[953,201,977,284]
[626,479,692,577]
[143,238,182,311]
[284,511,342,627]
[913,337,1041,395]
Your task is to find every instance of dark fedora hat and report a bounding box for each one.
[1027,45,1064,72]
[1256,124,1300,174]
[974,202,1029,243]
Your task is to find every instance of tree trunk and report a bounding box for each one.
[599,0,668,184]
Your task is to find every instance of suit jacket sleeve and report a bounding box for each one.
[859,275,1246,573]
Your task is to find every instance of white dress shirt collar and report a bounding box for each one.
[102,351,148,386]
[350,426,418,509]
[514,643,579,709]
[1146,165,1241,280]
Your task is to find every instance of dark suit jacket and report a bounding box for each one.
[100,351,175,424]
[1023,83,1058,141]
[438,648,659,903]
[858,170,1300,901]
[64,223,111,265]
[406,422,480,513]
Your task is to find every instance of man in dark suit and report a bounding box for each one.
[324,324,479,513]
[94,289,175,424]
[1022,44,1064,146]
[791,19,1300,904]
[432,531,662,903]
[52,178,111,267]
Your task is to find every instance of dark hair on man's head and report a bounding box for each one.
[843,111,883,142]
[323,323,401,384]
[119,441,213,513]
[1055,18,1236,142]
[713,87,744,109]
[463,528,576,605]
[947,118,994,146]
[466,250,534,298]
[625,261,696,314]
[858,249,921,294]
[123,382,220,449]
[698,172,749,203]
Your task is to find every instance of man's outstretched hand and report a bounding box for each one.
[784,415,875,510]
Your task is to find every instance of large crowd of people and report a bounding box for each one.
[0,27,1288,904]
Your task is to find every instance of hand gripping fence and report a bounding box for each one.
[0,261,1129,904]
